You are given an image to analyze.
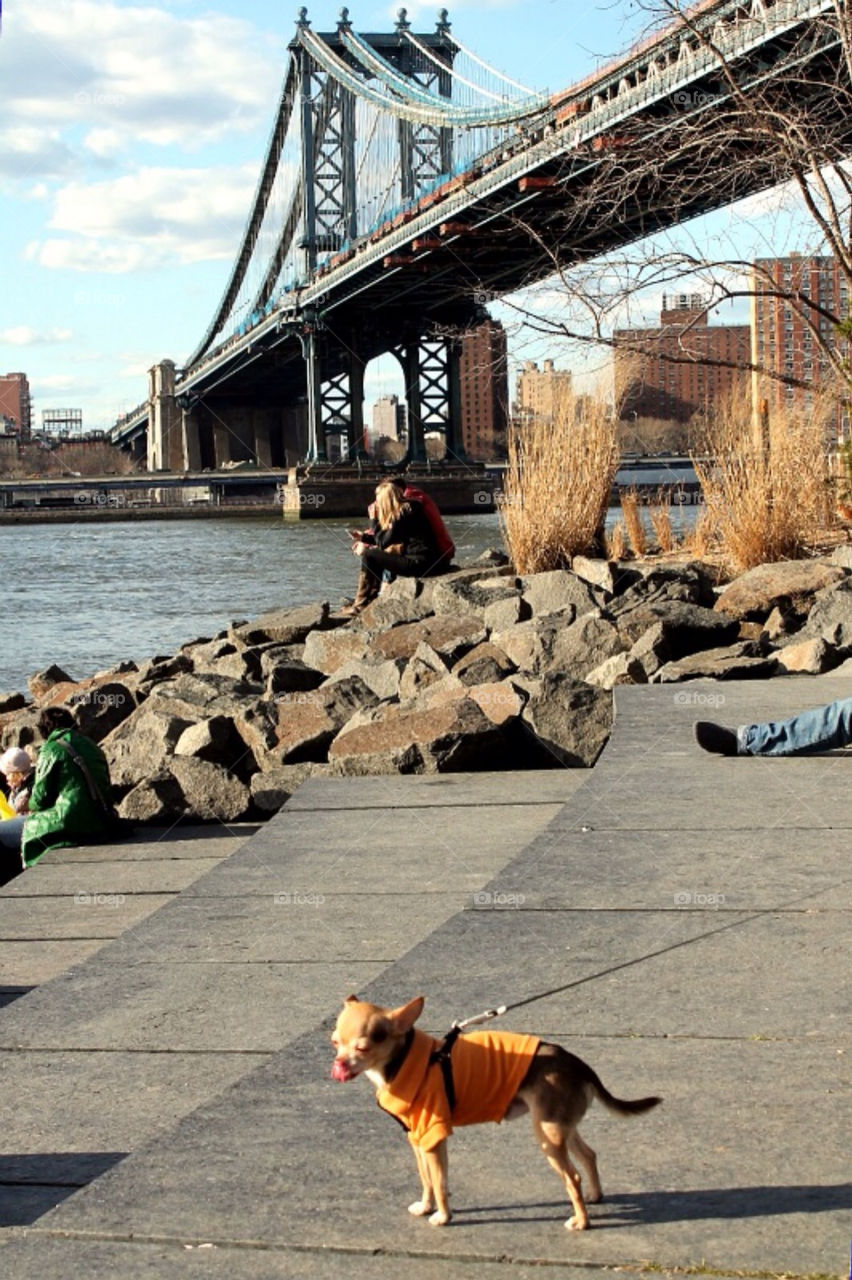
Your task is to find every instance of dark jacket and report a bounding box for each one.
[22,729,115,867]
[374,499,440,565]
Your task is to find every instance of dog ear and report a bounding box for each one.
[388,995,425,1032]
[344,994,359,1003]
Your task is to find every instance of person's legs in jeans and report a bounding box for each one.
[739,697,852,755]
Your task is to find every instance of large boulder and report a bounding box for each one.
[520,674,612,767]
[714,560,847,622]
[570,556,618,595]
[168,757,252,822]
[174,715,258,780]
[145,673,264,721]
[483,594,531,632]
[0,705,44,751]
[548,612,626,681]
[232,602,331,646]
[103,705,193,788]
[606,563,717,616]
[303,628,371,676]
[0,692,27,714]
[398,643,452,704]
[430,575,520,618]
[489,617,573,675]
[322,656,406,702]
[616,600,740,657]
[519,570,599,618]
[371,615,486,664]
[328,693,514,774]
[273,675,377,763]
[652,643,778,683]
[27,664,74,702]
[795,579,852,651]
[775,637,842,675]
[249,762,333,813]
[451,642,515,687]
[69,680,137,741]
[118,771,187,823]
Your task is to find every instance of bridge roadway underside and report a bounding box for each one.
[181,15,852,427]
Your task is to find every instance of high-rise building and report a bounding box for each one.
[458,318,508,461]
[515,358,573,424]
[613,295,750,423]
[751,255,849,435]
[0,372,32,439]
[371,394,407,443]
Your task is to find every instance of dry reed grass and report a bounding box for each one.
[619,488,647,557]
[500,388,619,573]
[692,388,835,571]
[606,520,627,561]
[649,488,676,552]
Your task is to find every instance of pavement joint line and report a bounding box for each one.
[0,1229,835,1279]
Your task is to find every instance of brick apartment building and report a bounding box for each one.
[751,255,849,435]
[613,295,751,423]
[458,318,509,461]
[515,358,573,424]
[0,372,32,438]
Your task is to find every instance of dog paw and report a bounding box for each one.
[428,1210,451,1226]
[408,1200,433,1217]
[565,1215,589,1231]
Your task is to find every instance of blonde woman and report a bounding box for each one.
[343,480,444,616]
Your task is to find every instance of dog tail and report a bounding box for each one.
[591,1074,662,1117]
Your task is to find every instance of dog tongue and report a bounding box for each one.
[331,1059,355,1082]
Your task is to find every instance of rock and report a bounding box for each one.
[549,612,625,681]
[264,658,325,700]
[796,579,852,651]
[273,675,378,763]
[653,643,778,682]
[323,657,406,702]
[490,617,572,674]
[763,606,794,642]
[28,664,74,702]
[0,692,27,714]
[69,680,137,741]
[606,563,717,615]
[473,547,510,566]
[520,674,612,767]
[616,600,740,656]
[483,594,530,632]
[146,672,264,719]
[571,556,618,595]
[627,622,672,681]
[372,615,486,664]
[0,705,44,751]
[168,757,252,822]
[714,559,846,622]
[467,679,527,725]
[354,590,434,631]
[102,705,193,788]
[118,771,187,823]
[775,637,842,675]
[430,576,520,618]
[830,544,852,570]
[519,570,599,619]
[250,762,332,812]
[585,651,646,689]
[136,653,194,688]
[328,694,512,774]
[174,715,258,780]
[451,642,515,687]
[825,655,852,676]
[232,602,331,646]
[399,644,451,703]
[303,628,371,676]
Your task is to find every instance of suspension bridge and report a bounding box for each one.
[112,0,849,478]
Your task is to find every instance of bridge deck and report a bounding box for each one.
[0,679,849,1276]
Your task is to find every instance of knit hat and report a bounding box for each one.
[0,748,33,777]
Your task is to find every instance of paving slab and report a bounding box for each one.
[0,894,176,940]
[10,678,847,1279]
[285,769,583,810]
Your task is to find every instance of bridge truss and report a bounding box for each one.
[115,0,852,469]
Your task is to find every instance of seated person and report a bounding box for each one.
[695,696,852,756]
[0,747,34,815]
[343,480,447,616]
[0,707,120,885]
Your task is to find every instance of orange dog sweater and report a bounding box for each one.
[376,1027,541,1151]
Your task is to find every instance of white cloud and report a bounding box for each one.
[33,163,257,272]
[0,326,73,346]
[31,374,100,395]
[4,0,281,177]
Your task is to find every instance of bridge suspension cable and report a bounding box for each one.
[400,28,537,101]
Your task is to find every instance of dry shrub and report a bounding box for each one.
[607,520,627,561]
[649,488,676,552]
[693,389,834,571]
[619,488,647,557]
[688,507,716,558]
[500,389,618,573]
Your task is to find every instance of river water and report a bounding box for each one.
[2,514,506,694]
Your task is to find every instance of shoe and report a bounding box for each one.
[694,721,738,756]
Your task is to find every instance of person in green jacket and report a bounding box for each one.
[0,707,118,883]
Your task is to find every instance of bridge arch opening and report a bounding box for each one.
[363,353,408,464]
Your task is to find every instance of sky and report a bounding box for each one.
[0,0,816,435]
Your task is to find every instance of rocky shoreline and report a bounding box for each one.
[4,547,852,824]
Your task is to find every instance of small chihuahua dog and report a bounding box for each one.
[331,994,661,1231]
